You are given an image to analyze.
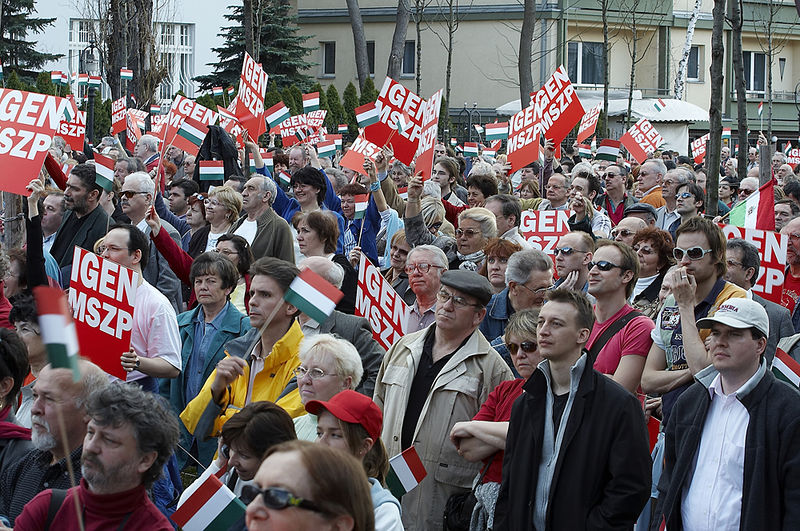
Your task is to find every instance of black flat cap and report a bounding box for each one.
[623,202,658,219]
[440,270,494,307]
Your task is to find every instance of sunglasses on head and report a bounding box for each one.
[187,193,206,205]
[589,260,625,272]
[507,341,537,356]
[240,485,325,513]
[673,246,712,261]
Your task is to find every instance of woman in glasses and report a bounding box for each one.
[184,193,210,255]
[630,228,675,319]
[452,207,497,271]
[291,334,363,441]
[381,230,415,305]
[718,176,739,209]
[478,238,523,294]
[308,390,404,530]
[449,309,541,530]
[245,440,374,531]
[177,401,297,523]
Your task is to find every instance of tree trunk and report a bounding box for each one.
[243,0,255,59]
[519,0,535,106]
[346,0,370,90]
[706,0,726,218]
[601,0,610,139]
[2,193,23,250]
[626,16,637,129]
[253,0,263,62]
[731,0,748,182]
[445,0,453,106]
[766,0,774,139]
[387,0,411,80]
[106,0,125,100]
[675,0,702,100]
[416,0,423,94]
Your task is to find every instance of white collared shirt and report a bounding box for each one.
[680,371,754,531]
[246,343,264,405]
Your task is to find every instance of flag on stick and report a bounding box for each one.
[120,68,133,81]
[758,101,764,117]
[88,75,102,88]
[484,122,509,141]
[353,193,369,219]
[355,102,380,128]
[226,86,235,96]
[463,142,479,156]
[397,185,408,200]
[317,140,336,159]
[171,473,246,531]
[266,102,291,128]
[174,117,208,154]
[338,124,348,134]
[78,73,89,85]
[150,104,161,114]
[263,151,274,169]
[386,446,427,499]
[34,286,80,381]
[577,144,592,158]
[450,138,457,146]
[653,98,666,112]
[728,177,775,231]
[283,268,343,324]
[773,348,800,388]
[595,139,621,161]
[199,160,225,181]
[50,71,62,84]
[722,128,731,140]
[474,124,484,134]
[93,153,116,192]
[302,92,320,112]
[212,87,224,97]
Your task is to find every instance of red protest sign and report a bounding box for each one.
[363,77,426,165]
[519,210,573,262]
[160,95,218,146]
[528,65,585,146]
[57,110,86,152]
[111,96,127,134]
[339,135,381,175]
[691,133,709,164]
[0,89,70,195]
[414,88,443,182]
[507,108,540,172]
[277,110,327,147]
[355,254,409,350]
[720,224,786,305]
[234,52,269,137]
[67,247,138,380]
[576,104,601,143]
[620,117,664,163]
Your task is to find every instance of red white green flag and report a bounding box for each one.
[199,160,225,181]
[355,102,380,128]
[728,178,775,231]
[463,142,479,156]
[338,124,348,133]
[93,153,116,192]
[212,87,224,97]
[173,116,208,154]
[34,286,80,381]
[386,446,427,499]
[353,193,369,219]
[773,348,800,388]
[171,473,246,531]
[284,268,343,324]
[484,122,509,141]
[302,92,320,112]
[266,102,291,128]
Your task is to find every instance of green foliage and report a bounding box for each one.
[195,0,313,91]
[5,71,30,91]
[196,94,218,110]
[282,86,300,115]
[264,81,282,109]
[0,0,62,82]
[34,71,55,95]
[342,82,359,136]
[290,85,303,114]
[359,77,378,105]
[325,85,344,132]
[91,97,112,143]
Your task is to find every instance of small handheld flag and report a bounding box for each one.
[386,446,427,499]
[88,75,102,88]
[474,124,484,134]
[757,101,764,117]
[463,142,480,156]
[212,86,224,97]
[317,140,336,159]
[353,193,369,219]
[150,104,161,114]
[226,86,235,96]
[266,102,291,128]
[785,142,792,156]
[34,286,81,381]
[397,185,409,200]
[174,116,208,154]
[171,473,246,531]
[338,124,348,134]
[395,111,411,134]
[450,138,457,146]
[577,144,592,158]
[302,92,320,113]
[120,68,133,81]
[595,139,621,161]
[199,160,225,181]
[284,268,344,324]
[78,73,89,85]
[93,153,116,192]
[355,102,380,128]
[484,122,509,141]
[722,128,731,140]
[263,151,274,168]
[773,348,800,388]
[50,71,62,84]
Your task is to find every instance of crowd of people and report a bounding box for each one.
[0,124,799,531]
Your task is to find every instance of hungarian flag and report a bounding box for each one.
[728,177,775,231]
[353,193,369,219]
[302,92,320,112]
[60,72,68,85]
[226,86,235,96]
[199,160,225,181]
[171,473,246,531]
[120,68,133,81]
[50,71,62,84]
[212,86,223,97]
[395,111,412,134]
[653,98,666,112]
[93,153,116,192]
[34,286,80,381]
[722,128,731,140]
[173,116,208,154]
[150,104,161,114]
[78,73,89,85]
[317,140,336,159]
[266,102,290,128]
[785,142,793,156]
[773,348,800,388]
[483,148,497,157]
[329,134,343,151]
[386,446,427,499]
[397,185,408,200]
[355,102,379,128]
[484,122,509,141]
[578,144,592,158]
[277,171,291,186]
[283,268,343,324]
[88,75,102,88]
[216,106,239,125]
[450,138,457,146]
[474,124,484,134]
[758,101,764,117]
[463,142,479,156]
[595,139,621,162]
[262,151,273,168]
[338,124,348,133]
[62,97,77,122]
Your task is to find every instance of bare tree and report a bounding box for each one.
[598,0,611,138]
[706,0,726,218]
[429,0,473,111]
[729,0,748,181]
[387,0,411,80]
[620,4,662,128]
[674,0,702,100]
[518,0,536,106]
[346,0,370,89]
[244,0,254,59]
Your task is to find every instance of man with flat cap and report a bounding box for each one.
[652,298,800,530]
[624,202,658,227]
[374,270,514,530]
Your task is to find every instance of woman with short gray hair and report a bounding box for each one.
[453,207,497,271]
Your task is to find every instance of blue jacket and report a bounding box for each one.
[163,303,251,468]
[328,193,381,266]
[480,288,512,343]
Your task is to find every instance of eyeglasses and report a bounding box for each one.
[610,228,633,239]
[455,228,482,238]
[739,189,755,197]
[240,485,325,513]
[214,248,238,256]
[675,192,694,200]
[118,190,148,199]
[427,222,443,232]
[673,246,712,261]
[589,260,625,272]
[506,341,537,356]
[293,366,333,380]
[518,283,553,297]
[436,289,480,309]
[405,263,443,274]
[726,259,743,268]
[204,199,221,207]
[632,245,654,255]
[220,444,230,459]
[554,246,587,256]
[604,172,622,178]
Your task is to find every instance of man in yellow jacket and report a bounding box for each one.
[181,257,305,442]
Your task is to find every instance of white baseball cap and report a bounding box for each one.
[696,298,769,337]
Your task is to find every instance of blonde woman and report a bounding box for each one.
[203,185,242,252]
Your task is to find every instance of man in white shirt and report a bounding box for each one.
[653,298,800,530]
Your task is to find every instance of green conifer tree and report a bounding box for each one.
[342,82,359,136]
[359,77,378,105]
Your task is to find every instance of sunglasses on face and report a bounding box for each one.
[739,189,755,197]
[589,260,625,272]
[118,190,148,199]
[555,246,586,256]
[675,192,694,200]
[240,485,325,513]
[610,228,633,239]
[455,228,482,238]
[507,341,537,356]
[633,245,654,255]
[673,246,712,261]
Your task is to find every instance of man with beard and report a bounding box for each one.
[0,361,107,526]
[10,383,179,529]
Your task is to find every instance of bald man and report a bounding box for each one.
[611,217,647,246]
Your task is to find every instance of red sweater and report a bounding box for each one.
[14,479,172,530]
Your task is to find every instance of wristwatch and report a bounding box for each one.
[134,357,141,369]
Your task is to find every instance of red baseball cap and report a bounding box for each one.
[305,390,383,441]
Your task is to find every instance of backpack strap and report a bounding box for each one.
[587,310,645,361]
[44,489,68,531]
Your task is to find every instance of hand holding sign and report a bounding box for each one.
[145,205,162,237]
[120,348,140,373]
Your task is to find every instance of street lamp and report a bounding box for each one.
[794,81,800,139]
[82,40,99,145]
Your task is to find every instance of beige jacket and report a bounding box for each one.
[374,325,514,531]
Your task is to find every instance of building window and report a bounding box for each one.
[402,40,415,76]
[367,41,375,76]
[180,25,191,47]
[321,42,336,76]
[78,20,93,44]
[743,51,766,93]
[567,41,604,85]
[687,45,702,81]
[161,24,175,47]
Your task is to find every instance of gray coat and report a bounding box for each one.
[753,293,794,364]
[140,220,183,314]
